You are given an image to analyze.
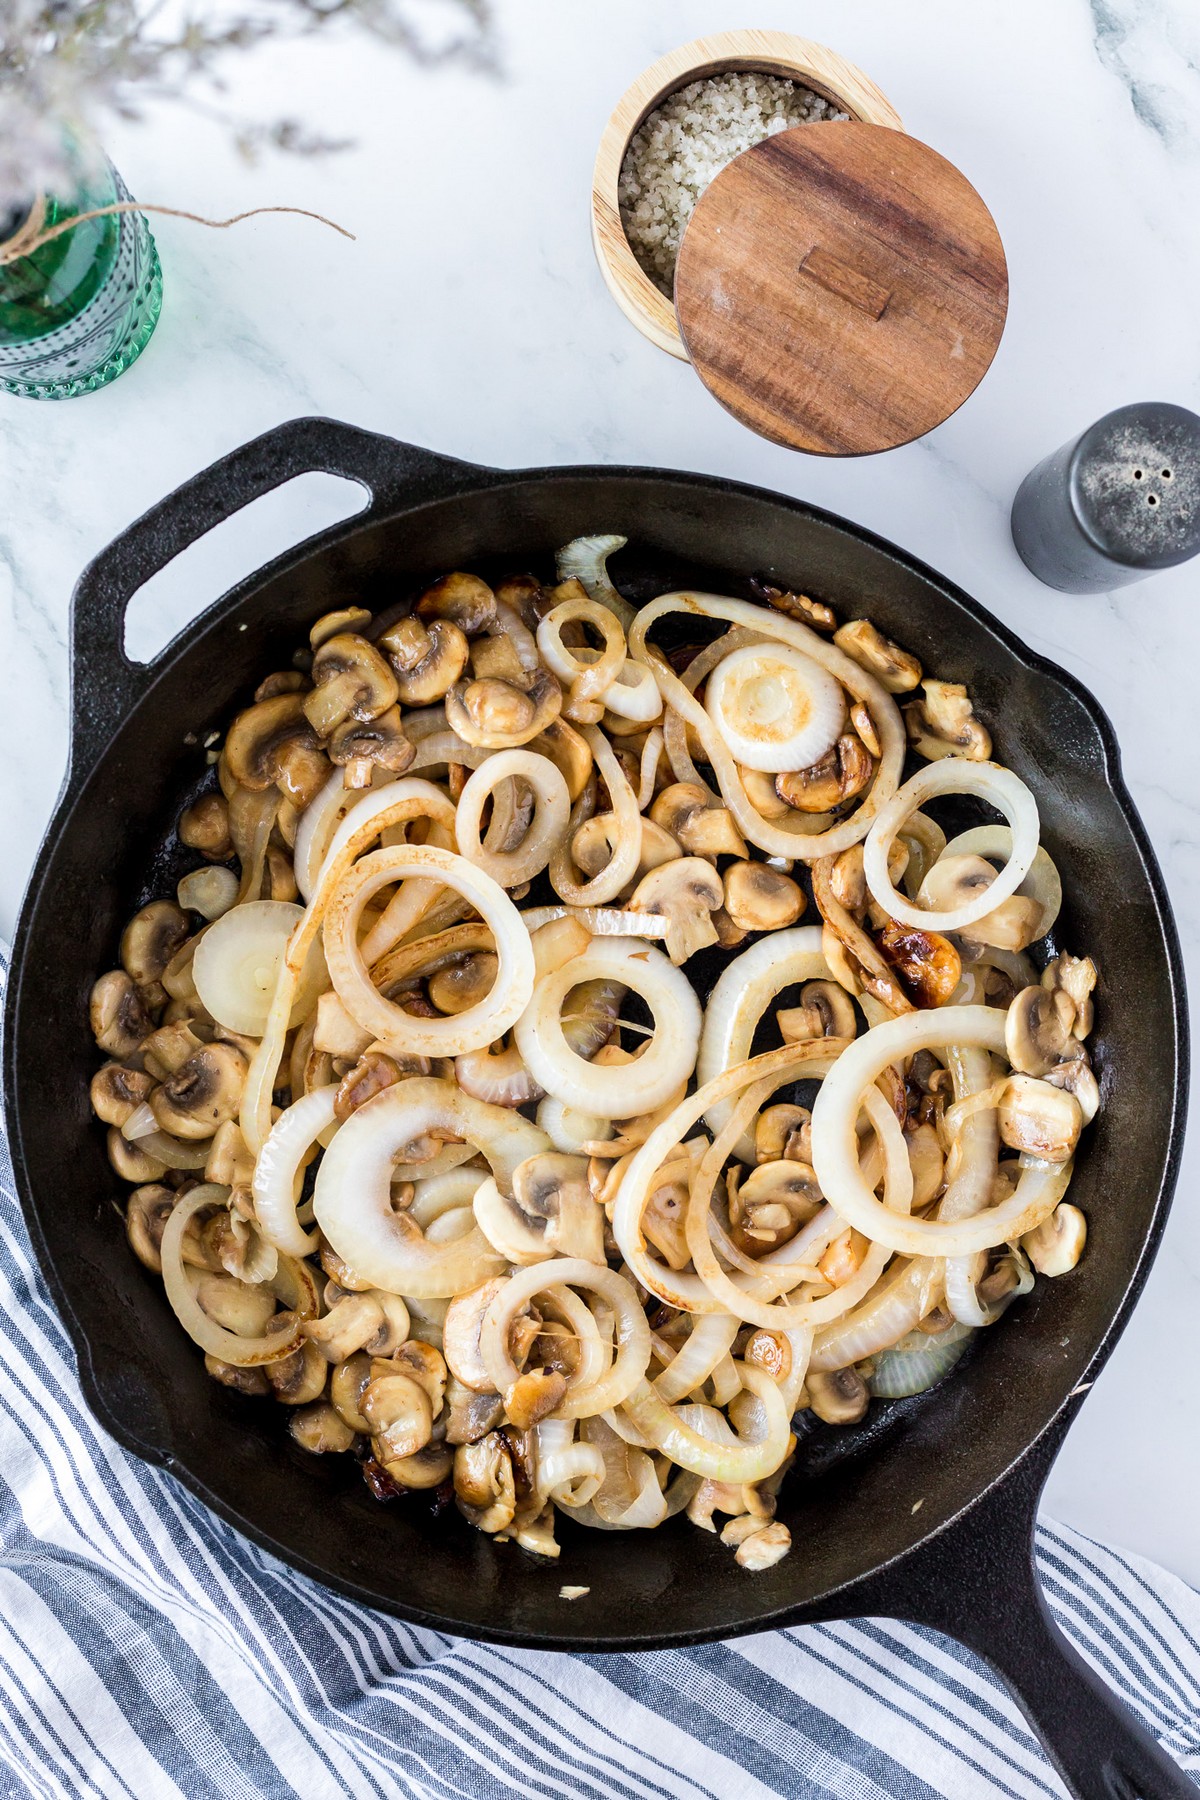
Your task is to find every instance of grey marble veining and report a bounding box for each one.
[1,0,1199,1583]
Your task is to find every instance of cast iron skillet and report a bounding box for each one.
[4,418,1190,1799]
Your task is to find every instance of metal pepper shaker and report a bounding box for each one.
[1010,402,1200,593]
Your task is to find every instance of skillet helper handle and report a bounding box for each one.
[68,415,485,771]
[841,1444,1193,1800]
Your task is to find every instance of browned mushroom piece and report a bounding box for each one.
[149,1041,248,1140]
[327,706,415,788]
[650,782,747,860]
[904,679,992,761]
[731,1158,822,1255]
[289,1400,357,1454]
[415,571,497,636]
[178,792,234,862]
[722,860,806,933]
[777,978,856,1042]
[140,1019,206,1080]
[807,1367,870,1425]
[255,671,309,703]
[444,1376,505,1445]
[90,1061,156,1127]
[505,1368,568,1429]
[204,1353,271,1396]
[997,1074,1083,1162]
[755,1103,811,1165]
[125,1184,178,1271]
[877,923,962,1008]
[737,766,791,820]
[571,814,679,884]
[120,900,191,988]
[760,586,837,632]
[1005,985,1079,1077]
[1021,1202,1087,1276]
[379,616,471,705]
[1043,1051,1100,1123]
[1042,952,1097,1039]
[260,843,298,902]
[428,953,499,1016]
[302,632,399,740]
[734,1521,793,1570]
[310,606,373,651]
[223,693,330,809]
[832,619,921,692]
[469,634,526,684]
[444,667,562,749]
[362,1371,434,1461]
[850,700,882,758]
[528,718,593,800]
[628,858,724,964]
[380,1442,457,1489]
[90,970,155,1057]
[334,1051,404,1122]
[265,1317,328,1405]
[776,734,874,813]
[453,1432,517,1533]
[443,1278,511,1392]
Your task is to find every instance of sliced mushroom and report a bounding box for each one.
[688,1478,771,1532]
[642,1175,692,1269]
[390,1339,448,1413]
[204,1354,271,1396]
[305,1292,389,1362]
[445,667,562,749]
[380,615,470,704]
[303,633,399,737]
[91,970,155,1057]
[125,1183,177,1271]
[1005,985,1079,1077]
[454,1433,517,1533]
[443,1278,510,1392]
[149,1041,248,1140]
[776,979,856,1043]
[760,586,836,632]
[907,1120,946,1208]
[193,1272,277,1337]
[505,1368,568,1429]
[265,1321,328,1406]
[650,782,747,860]
[380,1442,456,1488]
[817,1228,868,1288]
[310,605,372,650]
[737,765,792,819]
[428,953,499,1015]
[511,1153,605,1261]
[998,1074,1083,1162]
[289,1399,357,1454]
[722,860,805,933]
[904,679,991,761]
[832,619,921,693]
[314,990,374,1060]
[529,718,593,801]
[415,571,497,636]
[807,1367,869,1425]
[1042,953,1097,1040]
[327,706,415,786]
[734,1521,793,1570]
[224,693,330,808]
[776,734,874,813]
[470,633,526,683]
[362,1371,433,1461]
[444,1374,505,1445]
[1043,1053,1100,1124]
[1022,1202,1087,1276]
[918,854,1043,953]
[733,1159,822,1253]
[140,1019,206,1080]
[121,901,191,987]
[330,1351,373,1432]
[755,1104,811,1165]
[877,923,962,1008]
[178,792,233,861]
[90,1062,156,1127]
[334,1051,403,1122]
[108,1127,166,1184]
[851,701,882,758]
[628,857,724,964]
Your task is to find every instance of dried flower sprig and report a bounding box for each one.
[0,0,496,214]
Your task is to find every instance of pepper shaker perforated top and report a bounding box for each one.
[1011,402,1200,593]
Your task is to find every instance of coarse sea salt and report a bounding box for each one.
[618,72,848,296]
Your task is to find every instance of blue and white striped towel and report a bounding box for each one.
[1,951,1198,1800]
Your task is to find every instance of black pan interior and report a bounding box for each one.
[5,469,1185,1647]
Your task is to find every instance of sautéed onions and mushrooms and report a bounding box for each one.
[88,541,1098,1570]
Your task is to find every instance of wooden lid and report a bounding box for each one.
[674,122,1008,456]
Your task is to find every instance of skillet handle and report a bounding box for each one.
[840,1439,1193,1800]
[68,415,487,772]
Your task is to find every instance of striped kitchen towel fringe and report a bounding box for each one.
[0,949,1197,1799]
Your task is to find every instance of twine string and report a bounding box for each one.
[0,200,355,265]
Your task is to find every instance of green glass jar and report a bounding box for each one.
[0,151,162,400]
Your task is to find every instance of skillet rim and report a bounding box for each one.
[3,455,1189,1649]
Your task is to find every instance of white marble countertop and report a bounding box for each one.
[2,0,1198,1586]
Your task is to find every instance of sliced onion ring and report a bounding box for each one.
[160,1185,310,1366]
[194,899,327,1037]
[252,1084,338,1255]
[810,1006,1069,1256]
[620,1362,790,1484]
[863,761,1040,934]
[479,1258,651,1420]
[324,844,535,1056]
[455,749,570,888]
